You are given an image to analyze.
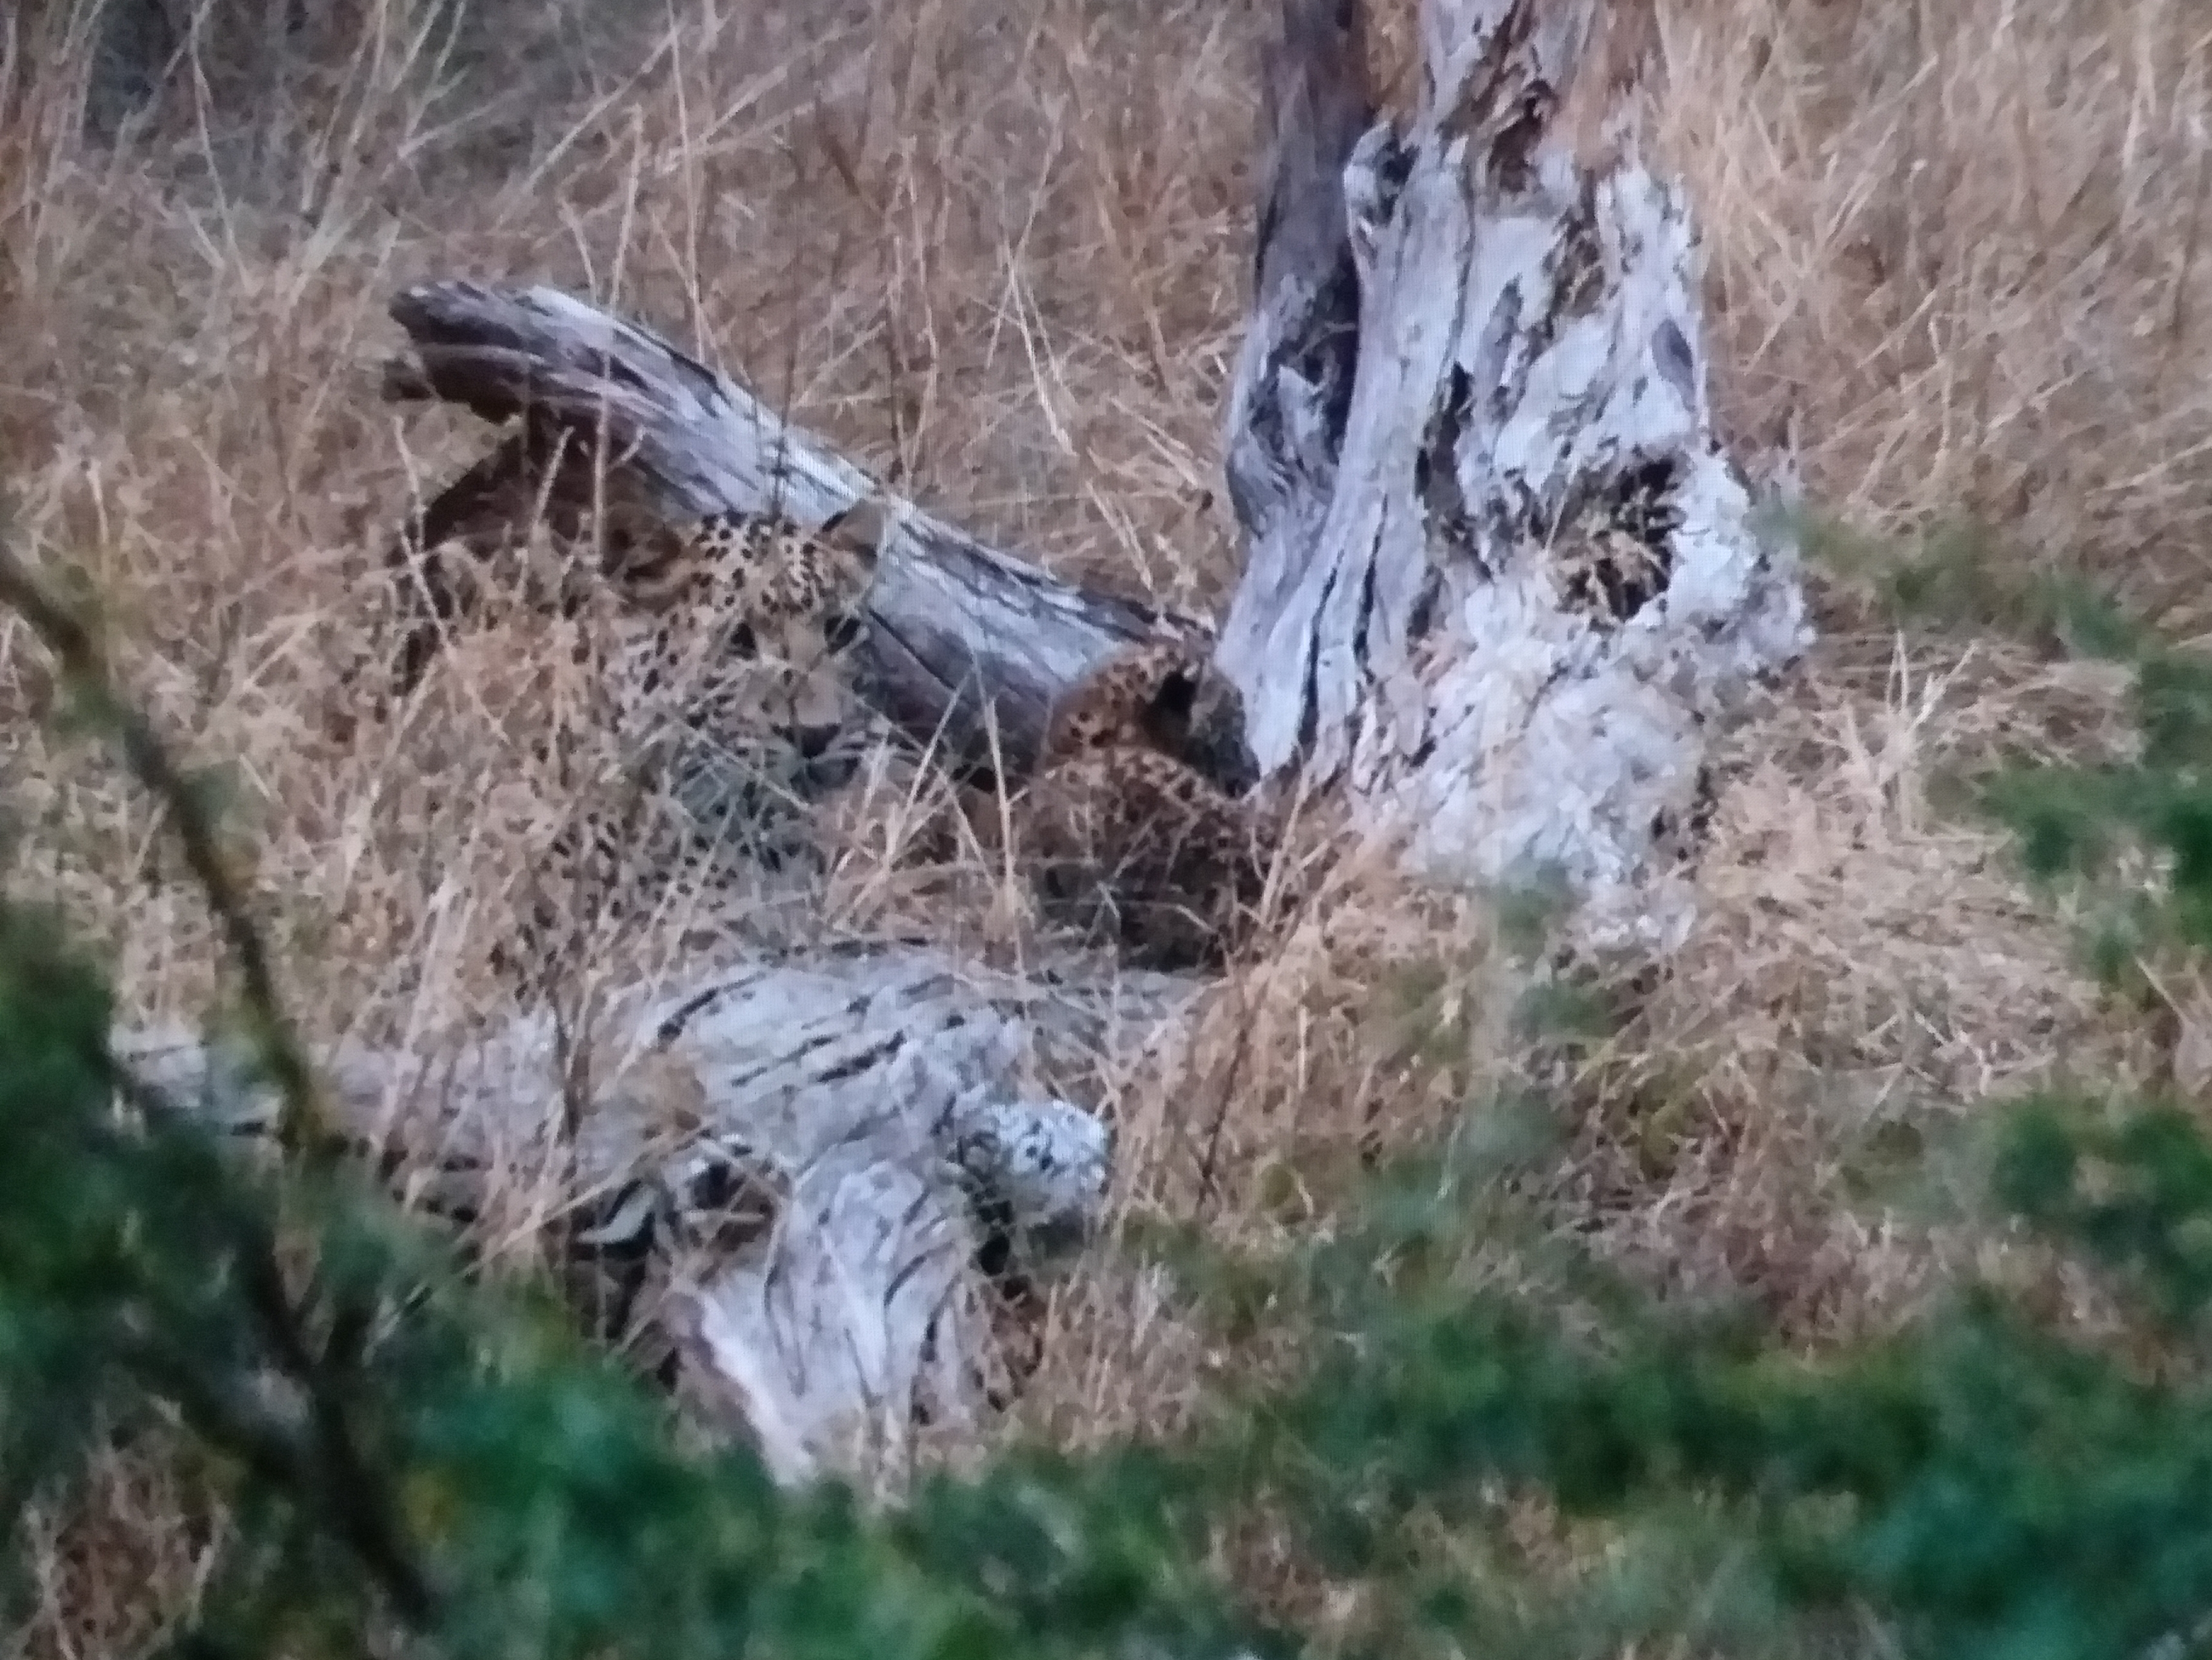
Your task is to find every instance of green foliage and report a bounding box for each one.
[1214,1118,2212,1660]
[16,512,2212,1660]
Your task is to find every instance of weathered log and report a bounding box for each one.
[115,946,1198,1490]
[1219,0,1812,950]
[381,283,1222,783]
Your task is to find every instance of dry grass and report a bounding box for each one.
[4,0,2208,1648]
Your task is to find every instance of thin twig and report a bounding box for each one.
[0,508,336,1163]
[0,505,437,1619]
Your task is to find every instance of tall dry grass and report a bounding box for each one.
[2,0,2208,1649]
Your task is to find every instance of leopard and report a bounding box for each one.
[1013,635,1281,973]
[370,464,894,1000]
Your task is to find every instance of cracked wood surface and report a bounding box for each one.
[118,945,1198,1490]
[1218,0,1811,950]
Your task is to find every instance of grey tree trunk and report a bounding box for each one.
[1219,0,1811,950]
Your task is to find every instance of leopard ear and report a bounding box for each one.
[1142,662,1202,741]
[817,495,891,568]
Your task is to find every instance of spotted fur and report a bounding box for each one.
[1018,638,1274,973]
[376,482,890,998]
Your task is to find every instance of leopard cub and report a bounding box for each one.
[375,483,891,998]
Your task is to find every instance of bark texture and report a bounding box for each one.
[1219,0,1811,948]
[117,946,1196,1490]
[382,283,1223,784]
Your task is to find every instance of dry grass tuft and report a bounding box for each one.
[1657,0,2212,618]
[4,0,2209,1646]
[13,1444,218,1660]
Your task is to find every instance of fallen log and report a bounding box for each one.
[379,283,1227,785]
[116,944,1197,1491]
[321,0,1820,1497]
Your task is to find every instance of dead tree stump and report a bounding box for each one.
[1218,0,1811,949]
